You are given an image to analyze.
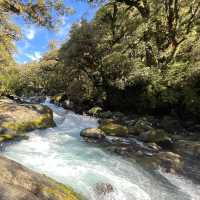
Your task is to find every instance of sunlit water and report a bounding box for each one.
[1,99,200,200]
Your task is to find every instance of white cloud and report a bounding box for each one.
[24,27,36,40]
[25,51,42,61]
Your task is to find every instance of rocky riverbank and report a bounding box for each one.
[0,156,82,200]
[0,97,55,143]
[80,106,200,184]
[0,96,84,200]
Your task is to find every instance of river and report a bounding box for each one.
[1,100,200,200]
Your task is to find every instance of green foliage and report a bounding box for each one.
[1,0,200,119]
[0,66,22,96]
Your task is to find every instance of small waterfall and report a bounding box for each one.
[1,101,200,200]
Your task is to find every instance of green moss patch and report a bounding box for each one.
[100,122,128,137]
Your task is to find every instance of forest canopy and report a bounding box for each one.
[1,0,200,120]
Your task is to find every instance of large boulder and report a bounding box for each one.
[139,129,173,149]
[0,98,55,142]
[99,122,128,137]
[154,152,183,173]
[80,128,105,140]
[0,156,81,200]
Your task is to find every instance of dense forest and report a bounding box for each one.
[1,0,200,120]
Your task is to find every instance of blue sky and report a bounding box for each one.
[14,0,98,64]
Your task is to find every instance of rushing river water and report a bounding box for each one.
[1,100,200,200]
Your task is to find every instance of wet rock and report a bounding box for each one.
[125,119,136,127]
[94,183,114,196]
[0,156,81,200]
[127,125,139,136]
[130,118,153,135]
[139,129,173,149]
[80,128,105,140]
[155,152,183,173]
[0,98,55,143]
[99,122,128,137]
[174,140,200,158]
[147,143,162,151]
[112,112,126,121]
[29,96,46,104]
[135,150,144,156]
[98,111,113,119]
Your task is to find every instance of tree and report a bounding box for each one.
[89,0,200,67]
[0,0,72,29]
[0,0,71,65]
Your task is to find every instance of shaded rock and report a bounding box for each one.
[160,116,182,133]
[98,119,117,126]
[155,152,183,173]
[112,112,125,121]
[80,128,105,140]
[174,140,200,158]
[125,119,136,126]
[127,125,139,136]
[0,98,55,142]
[0,127,7,134]
[29,96,46,104]
[0,156,81,200]
[98,111,113,119]
[131,118,153,135]
[147,143,162,151]
[99,122,128,137]
[94,183,114,196]
[139,129,173,149]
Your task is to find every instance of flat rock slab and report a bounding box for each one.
[0,156,81,200]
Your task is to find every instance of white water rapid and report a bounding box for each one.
[1,99,200,200]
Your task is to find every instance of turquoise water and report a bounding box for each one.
[2,100,200,200]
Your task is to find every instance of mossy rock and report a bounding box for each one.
[80,128,105,139]
[98,118,117,126]
[0,99,55,143]
[129,118,153,135]
[42,181,83,200]
[88,106,103,116]
[139,129,173,148]
[0,133,28,142]
[0,156,83,200]
[99,122,128,137]
[52,93,66,104]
